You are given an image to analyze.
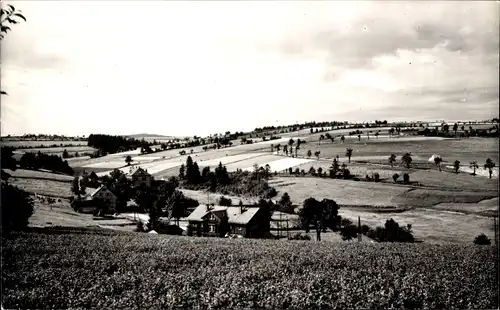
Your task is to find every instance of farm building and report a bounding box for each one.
[82,185,117,213]
[186,204,270,238]
[129,167,153,187]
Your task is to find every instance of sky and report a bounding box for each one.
[1,1,498,137]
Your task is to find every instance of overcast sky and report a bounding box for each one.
[1,1,498,137]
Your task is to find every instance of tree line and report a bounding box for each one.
[178,156,278,199]
[87,134,152,155]
[18,152,73,175]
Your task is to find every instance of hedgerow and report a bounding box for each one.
[2,231,497,309]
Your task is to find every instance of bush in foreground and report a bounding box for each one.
[2,231,498,309]
[474,233,491,245]
[1,183,34,233]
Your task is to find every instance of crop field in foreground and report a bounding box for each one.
[2,231,497,309]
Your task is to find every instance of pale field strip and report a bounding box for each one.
[235,157,316,172]
[82,161,127,169]
[106,148,142,157]
[96,152,270,176]
[444,165,499,178]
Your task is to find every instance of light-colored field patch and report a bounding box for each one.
[9,178,72,198]
[107,148,142,157]
[445,165,498,178]
[409,170,499,191]
[131,156,163,161]
[338,208,495,244]
[82,161,126,169]
[240,157,315,172]
[3,169,73,182]
[433,202,498,216]
[272,176,409,207]
[197,152,268,167]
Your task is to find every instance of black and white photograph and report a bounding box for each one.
[1,1,498,309]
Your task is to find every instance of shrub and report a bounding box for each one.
[340,224,359,241]
[474,234,491,245]
[403,173,410,184]
[392,173,399,183]
[1,183,34,233]
[361,224,370,235]
[135,221,145,232]
[294,168,300,175]
[288,233,311,240]
[373,172,380,182]
[218,196,232,206]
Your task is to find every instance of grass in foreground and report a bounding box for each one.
[2,230,497,309]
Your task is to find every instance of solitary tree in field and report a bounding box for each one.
[434,156,443,171]
[317,167,323,176]
[283,145,289,156]
[345,148,353,163]
[125,155,133,166]
[179,164,185,180]
[375,131,379,139]
[319,134,325,145]
[340,135,345,143]
[288,138,295,156]
[388,154,397,168]
[484,158,496,179]
[309,166,316,176]
[314,151,321,160]
[470,161,479,176]
[62,149,69,159]
[271,144,274,153]
[358,134,361,141]
[307,150,312,158]
[401,153,412,169]
[453,160,460,174]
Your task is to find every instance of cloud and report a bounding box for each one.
[1,1,498,136]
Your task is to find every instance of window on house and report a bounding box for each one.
[209,225,215,232]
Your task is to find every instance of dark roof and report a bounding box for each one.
[187,205,261,225]
[131,167,151,177]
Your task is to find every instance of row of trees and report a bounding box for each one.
[271,138,307,157]
[19,152,73,175]
[431,156,496,178]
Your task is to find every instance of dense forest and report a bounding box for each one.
[19,152,74,175]
[87,134,151,155]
